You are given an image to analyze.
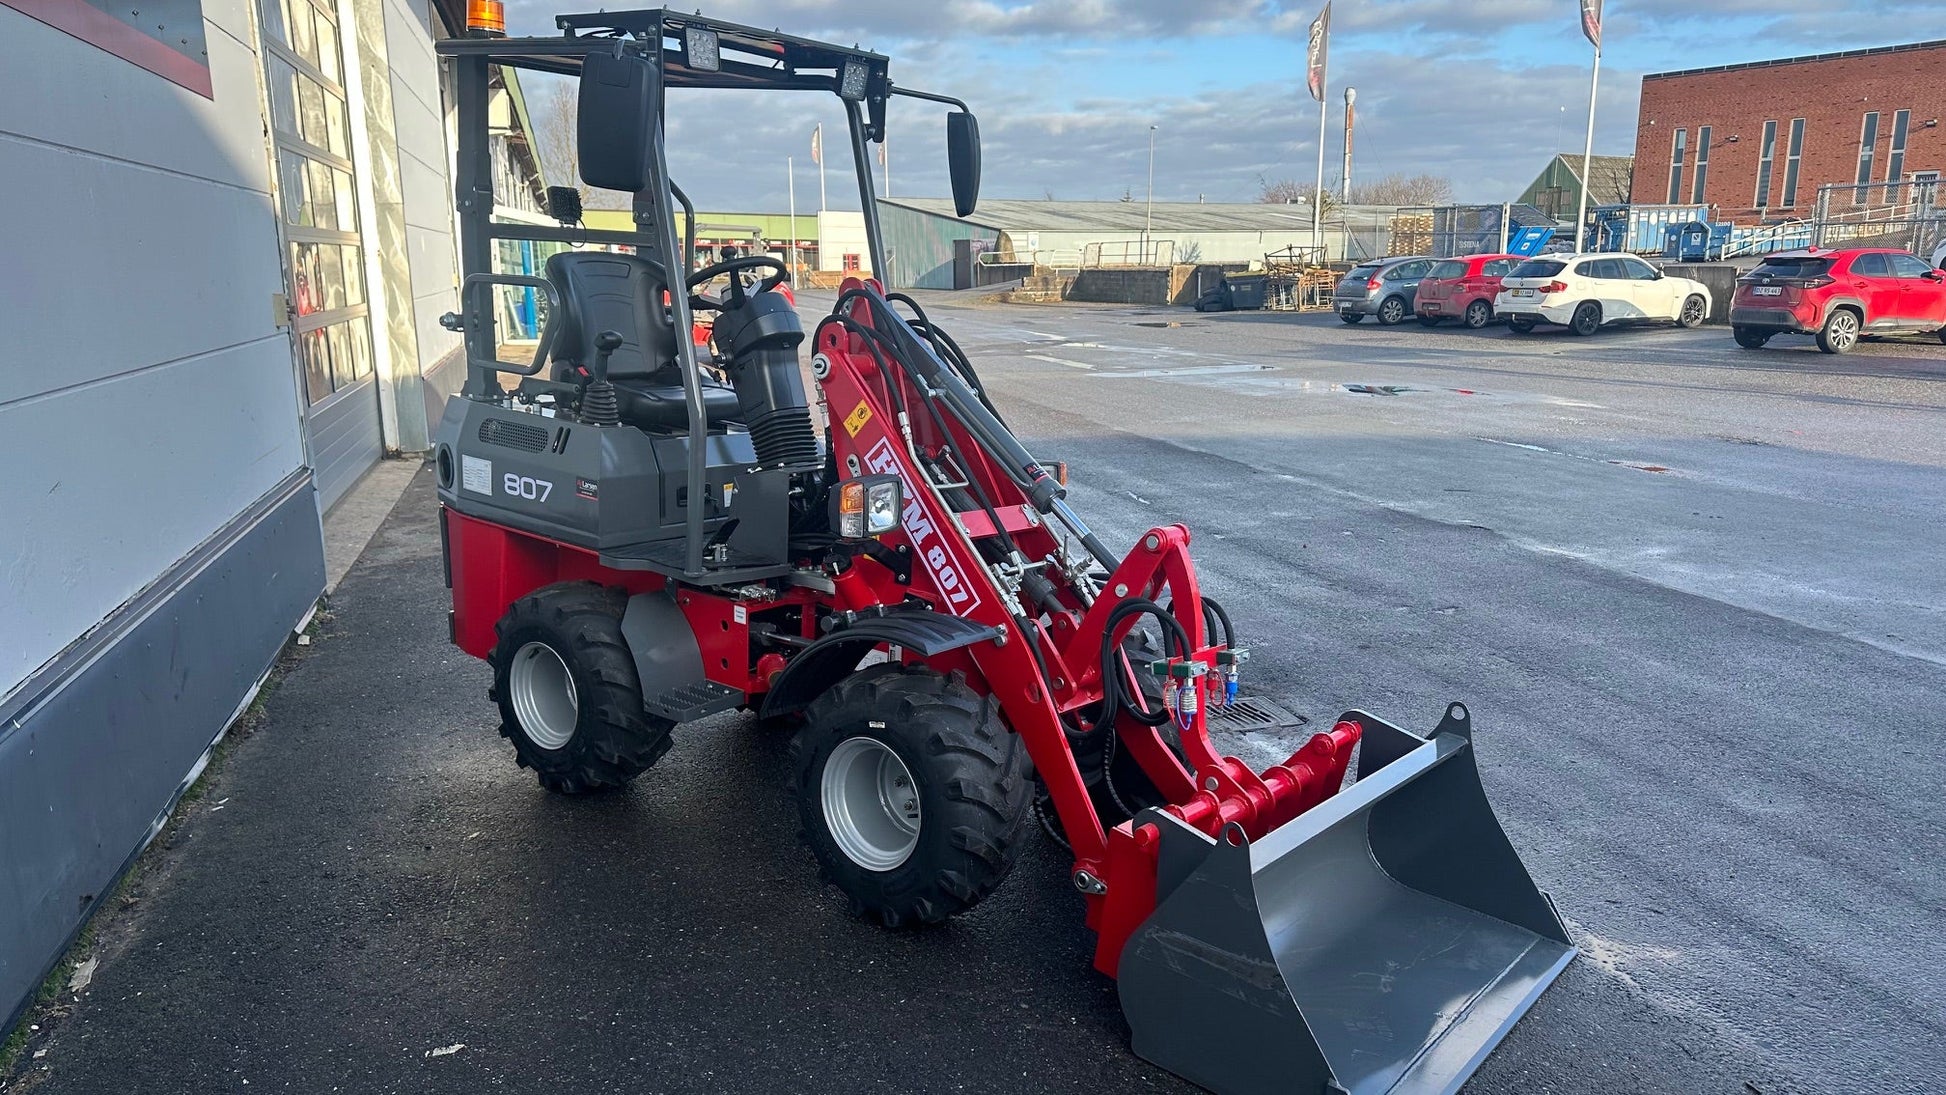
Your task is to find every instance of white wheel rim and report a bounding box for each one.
[821,736,921,871]
[509,641,578,750]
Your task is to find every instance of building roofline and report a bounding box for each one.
[1645,38,1946,80]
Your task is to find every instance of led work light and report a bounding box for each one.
[834,475,902,539]
[682,26,720,71]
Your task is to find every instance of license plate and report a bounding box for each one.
[1753,285,1782,296]
[1510,289,1535,298]
[1423,303,1442,312]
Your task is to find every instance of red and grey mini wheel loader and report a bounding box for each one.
[431,11,1575,1093]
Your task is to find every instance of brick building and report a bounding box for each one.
[1631,40,1946,220]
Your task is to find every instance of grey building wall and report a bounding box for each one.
[877,200,1001,288]
[0,0,326,1031]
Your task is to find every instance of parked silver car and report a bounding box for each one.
[1334,256,1435,325]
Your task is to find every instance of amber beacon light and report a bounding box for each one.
[466,0,505,36]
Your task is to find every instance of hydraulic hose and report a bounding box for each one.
[1098,599,1190,730]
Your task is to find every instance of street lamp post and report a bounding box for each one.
[1146,124,1157,263]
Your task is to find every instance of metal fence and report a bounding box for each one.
[1081,239,1175,267]
[1338,204,1558,262]
[1813,179,1944,259]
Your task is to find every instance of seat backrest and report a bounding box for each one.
[543,251,678,381]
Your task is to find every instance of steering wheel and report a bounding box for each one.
[686,255,788,312]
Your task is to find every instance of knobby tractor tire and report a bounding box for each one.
[489,581,674,794]
[791,664,1031,928]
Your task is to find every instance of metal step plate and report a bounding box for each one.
[1206,696,1309,736]
[646,679,745,723]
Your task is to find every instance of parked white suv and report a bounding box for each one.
[1496,253,1712,335]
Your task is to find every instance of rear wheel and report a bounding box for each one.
[1507,315,1537,334]
[1376,296,1408,325]
[792,665,1030,927]
[1817,307,1860,354]
[1733,326,1772,349]
[1416,313,1442,327]
[1463,299,1493,329]
[490,582,674,794]
[1677,294,1707,328]
[1569,301,1603,336]
[1339,311,1364,324]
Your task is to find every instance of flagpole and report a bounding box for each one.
[883,138,890,197]
[815,122,826,212]
[1575,44,1601,251]
[1312,95,1327,260]
[788,155,798,280]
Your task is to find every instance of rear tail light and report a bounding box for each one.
[1791,275,1834,289]
[1542,281,1568,294]
[1366,278,1382,290]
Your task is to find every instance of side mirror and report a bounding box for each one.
[946,111,982,218]
[1653,269,1665,279]
[578,50,657,192]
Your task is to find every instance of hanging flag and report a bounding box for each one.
[1579,0,1602,48]
[810,124,822,166]
[1305,2,1330,102]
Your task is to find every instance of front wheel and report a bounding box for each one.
[1677,294,1707,328]
[490,582,674,794]
[1376,296,1408,325]
[1463,299,1493,329]
[1816,308,1860,354]
[1569,301,1603,336]
[792,665,1031,928]
[1733,326,1772,349]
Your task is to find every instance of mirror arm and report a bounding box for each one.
[890,85,971,112]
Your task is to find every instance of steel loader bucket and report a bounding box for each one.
[1118,703,1574,1095]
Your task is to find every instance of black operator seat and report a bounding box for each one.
[542,251,740,432]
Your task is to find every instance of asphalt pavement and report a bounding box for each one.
[9,296,1944,1095]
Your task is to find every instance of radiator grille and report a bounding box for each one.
[478,417,549,453]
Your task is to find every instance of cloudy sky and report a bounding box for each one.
[504,1,1938,212]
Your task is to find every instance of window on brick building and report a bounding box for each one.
[1692,126,1711,204]
[1782,118,1806,208]
[1668,128,1687,204]
[1855,112,1880,201]
[1886,110,1910,186]
[1754,120,1778,208]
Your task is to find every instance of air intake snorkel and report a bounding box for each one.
[712,288,820,468]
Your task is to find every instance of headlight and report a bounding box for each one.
[834,474,903,539]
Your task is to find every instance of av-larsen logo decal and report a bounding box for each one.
[863,438,983,615]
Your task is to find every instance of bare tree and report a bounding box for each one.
[1256,175,1337,215]
[1347,173,1454,206]
[1581,158,1634,205]
[533,79,584,206]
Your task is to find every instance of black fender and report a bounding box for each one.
[1818,296,1866,325]
[758,609,1004,719]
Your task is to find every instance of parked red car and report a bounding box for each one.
[1414,253,1525,328]
[1730,247,1946,353]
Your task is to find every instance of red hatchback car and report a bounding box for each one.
[1730,247,1946,353]
[1414,253,1525,328]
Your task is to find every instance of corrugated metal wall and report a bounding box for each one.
[878,201,1001,288]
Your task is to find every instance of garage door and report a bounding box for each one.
[259,0,382,510]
